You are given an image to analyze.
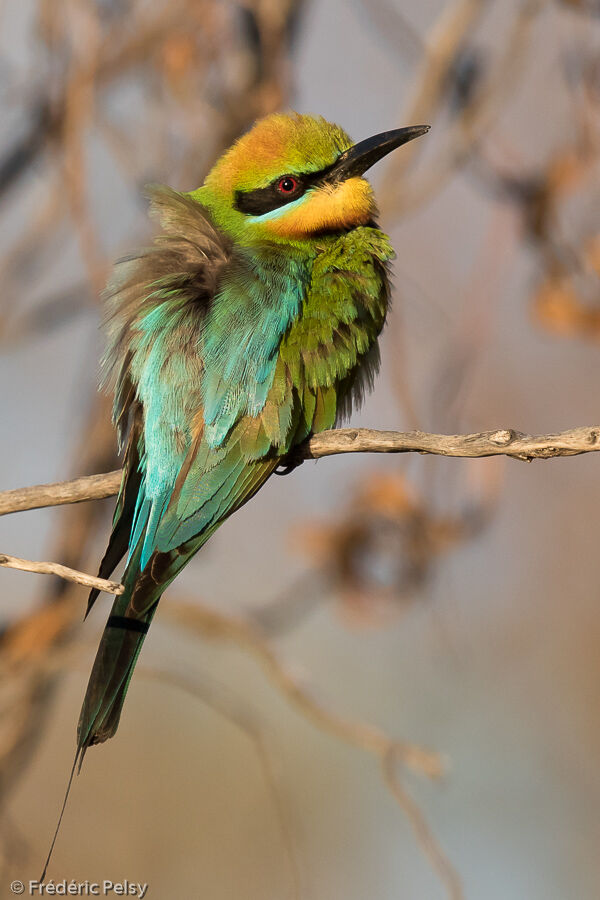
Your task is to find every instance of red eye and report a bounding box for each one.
[277,176,299,195]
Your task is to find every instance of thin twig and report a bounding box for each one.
[0,553,124,595]
[381,747,463,900]
[380,0,488,192]
[164,600,444,779]
[140,665,301,900]
[163,599,456,896]
[1,424,599,518]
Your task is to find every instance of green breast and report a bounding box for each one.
[279,224,394,442]
[201,224,393,462]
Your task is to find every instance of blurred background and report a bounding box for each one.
[0,1,599,898]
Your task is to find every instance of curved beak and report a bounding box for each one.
[330,125,430,181]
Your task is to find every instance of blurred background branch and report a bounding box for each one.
[0,0,599,898]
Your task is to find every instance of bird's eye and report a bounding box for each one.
[276,176,300,195]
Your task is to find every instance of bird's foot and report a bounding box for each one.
[274,447,305,476]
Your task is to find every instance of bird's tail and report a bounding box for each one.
[41,545,165,881]
[42,538,202,880]
[76,542,168,756]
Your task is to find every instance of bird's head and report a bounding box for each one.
[193,112,428,246]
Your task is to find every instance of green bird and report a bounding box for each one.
[78,112,428,757]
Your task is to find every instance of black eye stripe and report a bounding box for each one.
[234,158,342,217]
[235,178,306,216]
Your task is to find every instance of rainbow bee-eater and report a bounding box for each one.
[78,113,428,757]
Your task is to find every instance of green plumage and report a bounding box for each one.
[77,112,408,755]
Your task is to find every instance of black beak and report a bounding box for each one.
[329,125,430,181]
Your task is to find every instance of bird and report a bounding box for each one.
[78,112,429,758]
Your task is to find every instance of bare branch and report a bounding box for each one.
[0,470,122,516]
[302,425,600,461]
[1,424,599,518]
[0,553,124,596]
